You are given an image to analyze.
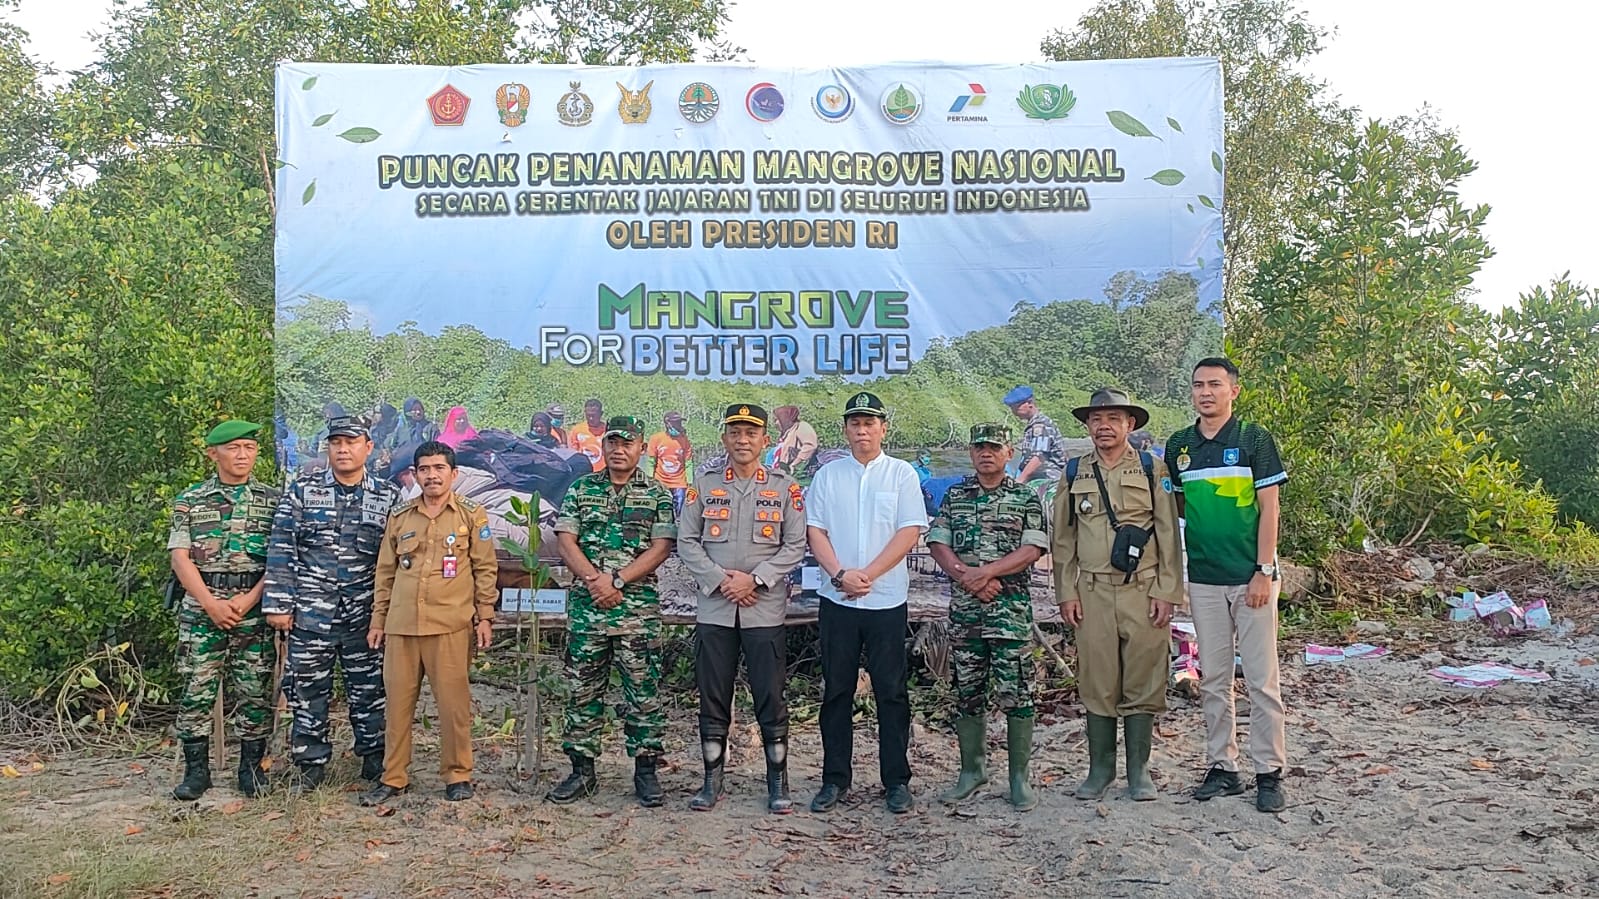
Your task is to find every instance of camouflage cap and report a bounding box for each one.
[603,415,646,440]
[325,415,370,439]
[204,419,262,446]
[969,422,1012,446]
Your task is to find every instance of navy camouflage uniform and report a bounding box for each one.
[263,469,398,768]
[928,474,1048,716]
[555,469,678,759]
[168,476,280,741]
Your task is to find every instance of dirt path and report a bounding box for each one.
[4,625,1598,898]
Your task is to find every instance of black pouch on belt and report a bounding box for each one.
[1092,461,1151,585]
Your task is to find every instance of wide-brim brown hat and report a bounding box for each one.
[1071,388,1150,429]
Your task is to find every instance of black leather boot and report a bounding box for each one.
[546,753,597,804]
[237,739,268,798]
[633,754,664,808]
[689,738,726,811]
[764,740,793,815]
[172,738,212,801]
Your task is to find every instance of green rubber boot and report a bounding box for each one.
[1124,714,1157,801]
[1006,713,1038,812]
[938,715,989,803]
[1073,714,1118,800]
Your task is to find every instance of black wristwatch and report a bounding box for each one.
[611,573,627,590]
[753,572,769,589]
[830,569,847,588]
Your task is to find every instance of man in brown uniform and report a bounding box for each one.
[361,440,499,804]
[1052,389,1183,802]
[676,404,808,813]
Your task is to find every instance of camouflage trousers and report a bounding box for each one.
[561,630,664,759]
[951,636,1033,718]
[175,601,275,741]
[285,625,385,766]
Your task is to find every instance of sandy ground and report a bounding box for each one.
[3,622,1598,899]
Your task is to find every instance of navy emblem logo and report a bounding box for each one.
[678,82,719,123]
[812,84,854,122]
[557,81,594,127]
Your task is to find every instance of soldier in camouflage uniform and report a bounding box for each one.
[167,420,279,801]
[547,415,678,808]
[263,415,399,791]
[1004,385,1068,484]
[927,423,1049,811]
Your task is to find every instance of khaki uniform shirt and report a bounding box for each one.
[677,466,808,628]
[373,492,499,635]
[1051,448,1183,605]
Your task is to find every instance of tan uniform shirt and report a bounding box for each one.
[373,492,499,635]
[677,466,808,628]
[1051,448,1184,606]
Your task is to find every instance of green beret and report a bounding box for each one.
[204,419,262,446]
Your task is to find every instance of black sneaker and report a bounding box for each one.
[885,784,914,815]
[1255,770,1286,813]
[809,783,844,813]
[1193,767,1244,801]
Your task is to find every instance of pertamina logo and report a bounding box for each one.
[948,83,987,122]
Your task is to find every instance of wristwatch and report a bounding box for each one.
[753,573,769,589]
[611,573,627,590]
[1256,562,1279,578]
[830,569,847,589]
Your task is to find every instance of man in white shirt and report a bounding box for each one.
[805,391,928,815]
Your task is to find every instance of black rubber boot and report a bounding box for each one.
[172,738,212,801]
[1074,714,1118,800]
[689,739,726,811]
[764,741,793,815]
[633,754,664,808]
[237,739,268,798]
[546,753,597,804]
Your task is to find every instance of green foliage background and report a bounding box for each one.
[0,0,1595,704]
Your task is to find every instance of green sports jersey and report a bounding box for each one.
[1165,417,1286,586]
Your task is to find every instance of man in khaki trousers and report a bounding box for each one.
[1052,389,1183,802]
[361,440,499,804]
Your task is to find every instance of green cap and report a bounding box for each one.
[603,415,646,440]
[969,422,1012,446]
[204,419,262,446]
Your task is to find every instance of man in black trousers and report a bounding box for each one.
[804,392,929,814]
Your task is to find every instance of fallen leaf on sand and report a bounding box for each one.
[1469,758,1495,770]
[1579,658,1595,667]
[262,811,285,822]
[295,849,313,863]
[29,762,43,772]
[124,825,144,836]
[1095,804,1110,818]
[220,800,246,815]
[46,873,72,885]
[260,757,275,771]
[128,763,146,775]
[375,805,396,818]
[364,851,388,863]
[1362,765,1395,777]
[0,765,19,778]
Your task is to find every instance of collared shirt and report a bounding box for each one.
[928,474,1048,639]
[262,469,399,632]
[677,466,808,628]
[807,451,927,610]
[554,468,678,634]
[1166,416,1287,586]
[373,492,499,636]
[1051,448,1184,606]
[167,476,278,575]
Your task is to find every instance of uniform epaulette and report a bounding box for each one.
[391,497,420,516]
[456,495,482,513]
[174,481,207,502]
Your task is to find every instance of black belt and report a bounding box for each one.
[200,571,264,590]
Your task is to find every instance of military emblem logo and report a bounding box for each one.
[880,83,922,125]
[557,81,594,127]
[495,82,530,127]
[1176,453,1191,472]
[812,83,854,122]
[617,80,654,124]
[427,84,470,126]
[745,82,784,122]
[1223,447,1240,466]
[678,82,720,123]
[851,393,870,408]
[1016,83,1076,121]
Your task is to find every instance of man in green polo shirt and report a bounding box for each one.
[1165,357,1289,814]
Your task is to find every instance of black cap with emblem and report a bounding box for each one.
[721,404,768,428]
[841,391,887,420]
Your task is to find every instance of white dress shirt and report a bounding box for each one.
[807,450,928,610]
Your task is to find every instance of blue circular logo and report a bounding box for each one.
[812,84,854,122]
[746,82,784,122]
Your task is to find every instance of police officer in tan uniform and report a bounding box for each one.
[1052,388,1183,802]
[361,440,499,805]
[677,404,808,814]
